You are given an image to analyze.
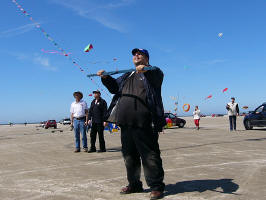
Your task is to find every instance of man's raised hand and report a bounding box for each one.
[97,70,107,78]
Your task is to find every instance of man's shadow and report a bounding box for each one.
[164,179,239,196]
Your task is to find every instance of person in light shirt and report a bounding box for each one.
[70,91,89,153]
[193,106,200,130]
[226,97,239,131]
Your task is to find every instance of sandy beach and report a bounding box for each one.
[1,116,266,200]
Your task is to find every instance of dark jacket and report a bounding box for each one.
[88,98,107,123]
[101,66,166,132]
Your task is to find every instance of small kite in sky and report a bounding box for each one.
[170,96,177,100]
[222,88,228,93]
[205,94,213,100]
[84,44,93,52]
[242,106,249,109]
[88,94,92,96]
[218,33,223,38]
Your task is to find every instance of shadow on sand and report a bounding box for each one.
[164,179,239,197]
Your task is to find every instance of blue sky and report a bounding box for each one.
[1,0,266,123]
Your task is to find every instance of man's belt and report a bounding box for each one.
[74,116,86,120]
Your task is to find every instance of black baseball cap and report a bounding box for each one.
[132,48,149,59]
[93,90,101,94]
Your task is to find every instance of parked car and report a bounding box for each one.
[212,114,224,117]
[243,103,266,130]
[45,120,57,129]
[164,113,186,128]
[63,118,71,125]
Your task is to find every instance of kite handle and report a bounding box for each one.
[87,66,156,78]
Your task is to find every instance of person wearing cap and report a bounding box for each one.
[70,91,89,152]
[226,97,240,131]
[88,90,108,153]
[97,48,166,200]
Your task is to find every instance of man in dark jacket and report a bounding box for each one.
[97,48,166,200]
[88,90,107,153]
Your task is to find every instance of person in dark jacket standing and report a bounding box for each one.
[88,90,108,153]
[97,48,166,200]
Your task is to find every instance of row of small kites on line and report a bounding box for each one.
[11,0,115,97]
[41,44,118,65]
[170,88,249,113]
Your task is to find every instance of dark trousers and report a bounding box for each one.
[121,126,165,192]
[90,123,106,151]
[229,116,237,130]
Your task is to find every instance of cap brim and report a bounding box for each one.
[132,48,140,55]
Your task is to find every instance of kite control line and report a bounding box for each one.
[87,66,156,78]
[11,0,111,98]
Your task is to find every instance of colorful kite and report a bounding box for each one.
[170,96,177,101]
[183,104,190,112]
[84,44,93,52]
[206,95,213,100]
[184,65,189,70]
[218,33,223,37]
[222,88,228,93]
[88,94,92,96]
[242,106,249,109]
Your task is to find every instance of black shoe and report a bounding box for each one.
[74,148,80,153]
[97,149,106,153]
[120,186,144,194]
[88,149,96,153]
[150,191,164,200]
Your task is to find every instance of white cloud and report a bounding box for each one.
[3,51,57,71]
[204,59,228,65]
[33,55,57,71]
[51,0,134,32]
[0,23,37,38]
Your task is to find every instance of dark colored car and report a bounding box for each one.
[243,103,266,130]
[45,120,57,129]
[164,113,186,128]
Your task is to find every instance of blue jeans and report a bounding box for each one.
[229,116,237,131]
[73,119,87,149]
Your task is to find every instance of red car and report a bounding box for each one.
[45,120,57,129]
[164,113,186,128]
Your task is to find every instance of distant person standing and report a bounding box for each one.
[226,97,239,131]
[193,106,200,130]
[88,90,107,153]
[70,91,89,153]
